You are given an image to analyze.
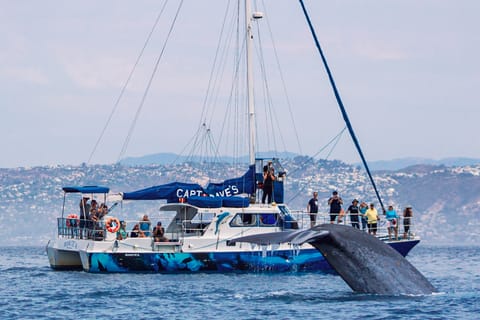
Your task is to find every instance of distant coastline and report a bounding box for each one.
[119,151,480,171]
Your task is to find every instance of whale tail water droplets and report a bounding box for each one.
[233,224,436,295]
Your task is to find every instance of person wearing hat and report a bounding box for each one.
[346,199,360,229]
[403,205,413,239]
[328,191,343,224]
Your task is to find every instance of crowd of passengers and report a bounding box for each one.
[116,215,168,242]
[74,197,168,242]
[307,191,415,241]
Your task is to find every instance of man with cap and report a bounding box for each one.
[346,199,360,229]
[328,191,343,224]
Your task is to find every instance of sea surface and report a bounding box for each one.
[0,245,478,320]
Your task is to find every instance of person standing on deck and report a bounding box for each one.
[359,201,368,231]
[307,192,319,227]
[262,163,275,204]
[79,197,90,239]
[403,205,413,239]
[346,199,360,229]
[385,205,399,240]
[365,203,379,235]
[328,191,343,224]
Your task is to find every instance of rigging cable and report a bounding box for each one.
[261,0,303,156]
[87,0,170,165]
[254,20,282,156]
[117,0,185,163]
[286,127,346,203]
[187,0,234,164]
[298,0,386,212]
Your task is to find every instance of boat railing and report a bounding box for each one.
[56,218,179,242]
[179,220,209,236]
[57,218,109,241]
[288,211,417,241]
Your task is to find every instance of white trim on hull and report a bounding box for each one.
[46,239,90,270]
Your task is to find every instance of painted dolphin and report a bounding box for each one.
[232,224,436,295]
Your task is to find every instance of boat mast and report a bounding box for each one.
[298,0,386,213]
[245,0,256,166]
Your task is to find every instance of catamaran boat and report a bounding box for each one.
[47,1,421,272]
[46,161,419,273]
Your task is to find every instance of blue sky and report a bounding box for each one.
[1,1,479,168]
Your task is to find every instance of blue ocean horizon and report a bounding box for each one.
[0,245,478,319]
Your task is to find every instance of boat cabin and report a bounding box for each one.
[161,202,299,241]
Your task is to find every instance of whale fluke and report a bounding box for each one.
[233,224,436,295]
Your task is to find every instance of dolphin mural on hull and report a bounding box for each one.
[233,224,436,295]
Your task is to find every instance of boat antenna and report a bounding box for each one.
[298,0,386,213]
[245,0,256,167]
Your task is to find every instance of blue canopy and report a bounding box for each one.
[62,186,110,194]
[123,165,255,202]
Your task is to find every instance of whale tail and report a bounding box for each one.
[233,224,436,295]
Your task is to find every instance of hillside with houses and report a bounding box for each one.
[1,158,479,246]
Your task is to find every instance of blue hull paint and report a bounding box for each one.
[87,240,418,273]
[388,239,420,257]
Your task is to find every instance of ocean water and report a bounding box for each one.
[0,245,478,320]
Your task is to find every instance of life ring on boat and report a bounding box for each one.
[66,214,79,227]
[105,217,121,233]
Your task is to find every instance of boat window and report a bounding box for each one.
[192,212,214,223]
[230,213,278,227]
[259,214,278,226]
[277,205,299,229]
[230,213,257,227]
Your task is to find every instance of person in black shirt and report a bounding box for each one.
[307,192,319,227]
[347,199,360,229]
[262,163,275,204]
[78,197,90,239]
[328,191,343,224]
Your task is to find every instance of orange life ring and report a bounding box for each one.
[66,214,79,227]
[105,217,121,233]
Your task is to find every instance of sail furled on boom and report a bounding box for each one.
[122,165,255,202]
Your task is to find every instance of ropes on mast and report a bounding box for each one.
[117,0,184,163]
[86,0,170,165]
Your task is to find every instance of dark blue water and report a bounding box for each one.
[0,245,478,319]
